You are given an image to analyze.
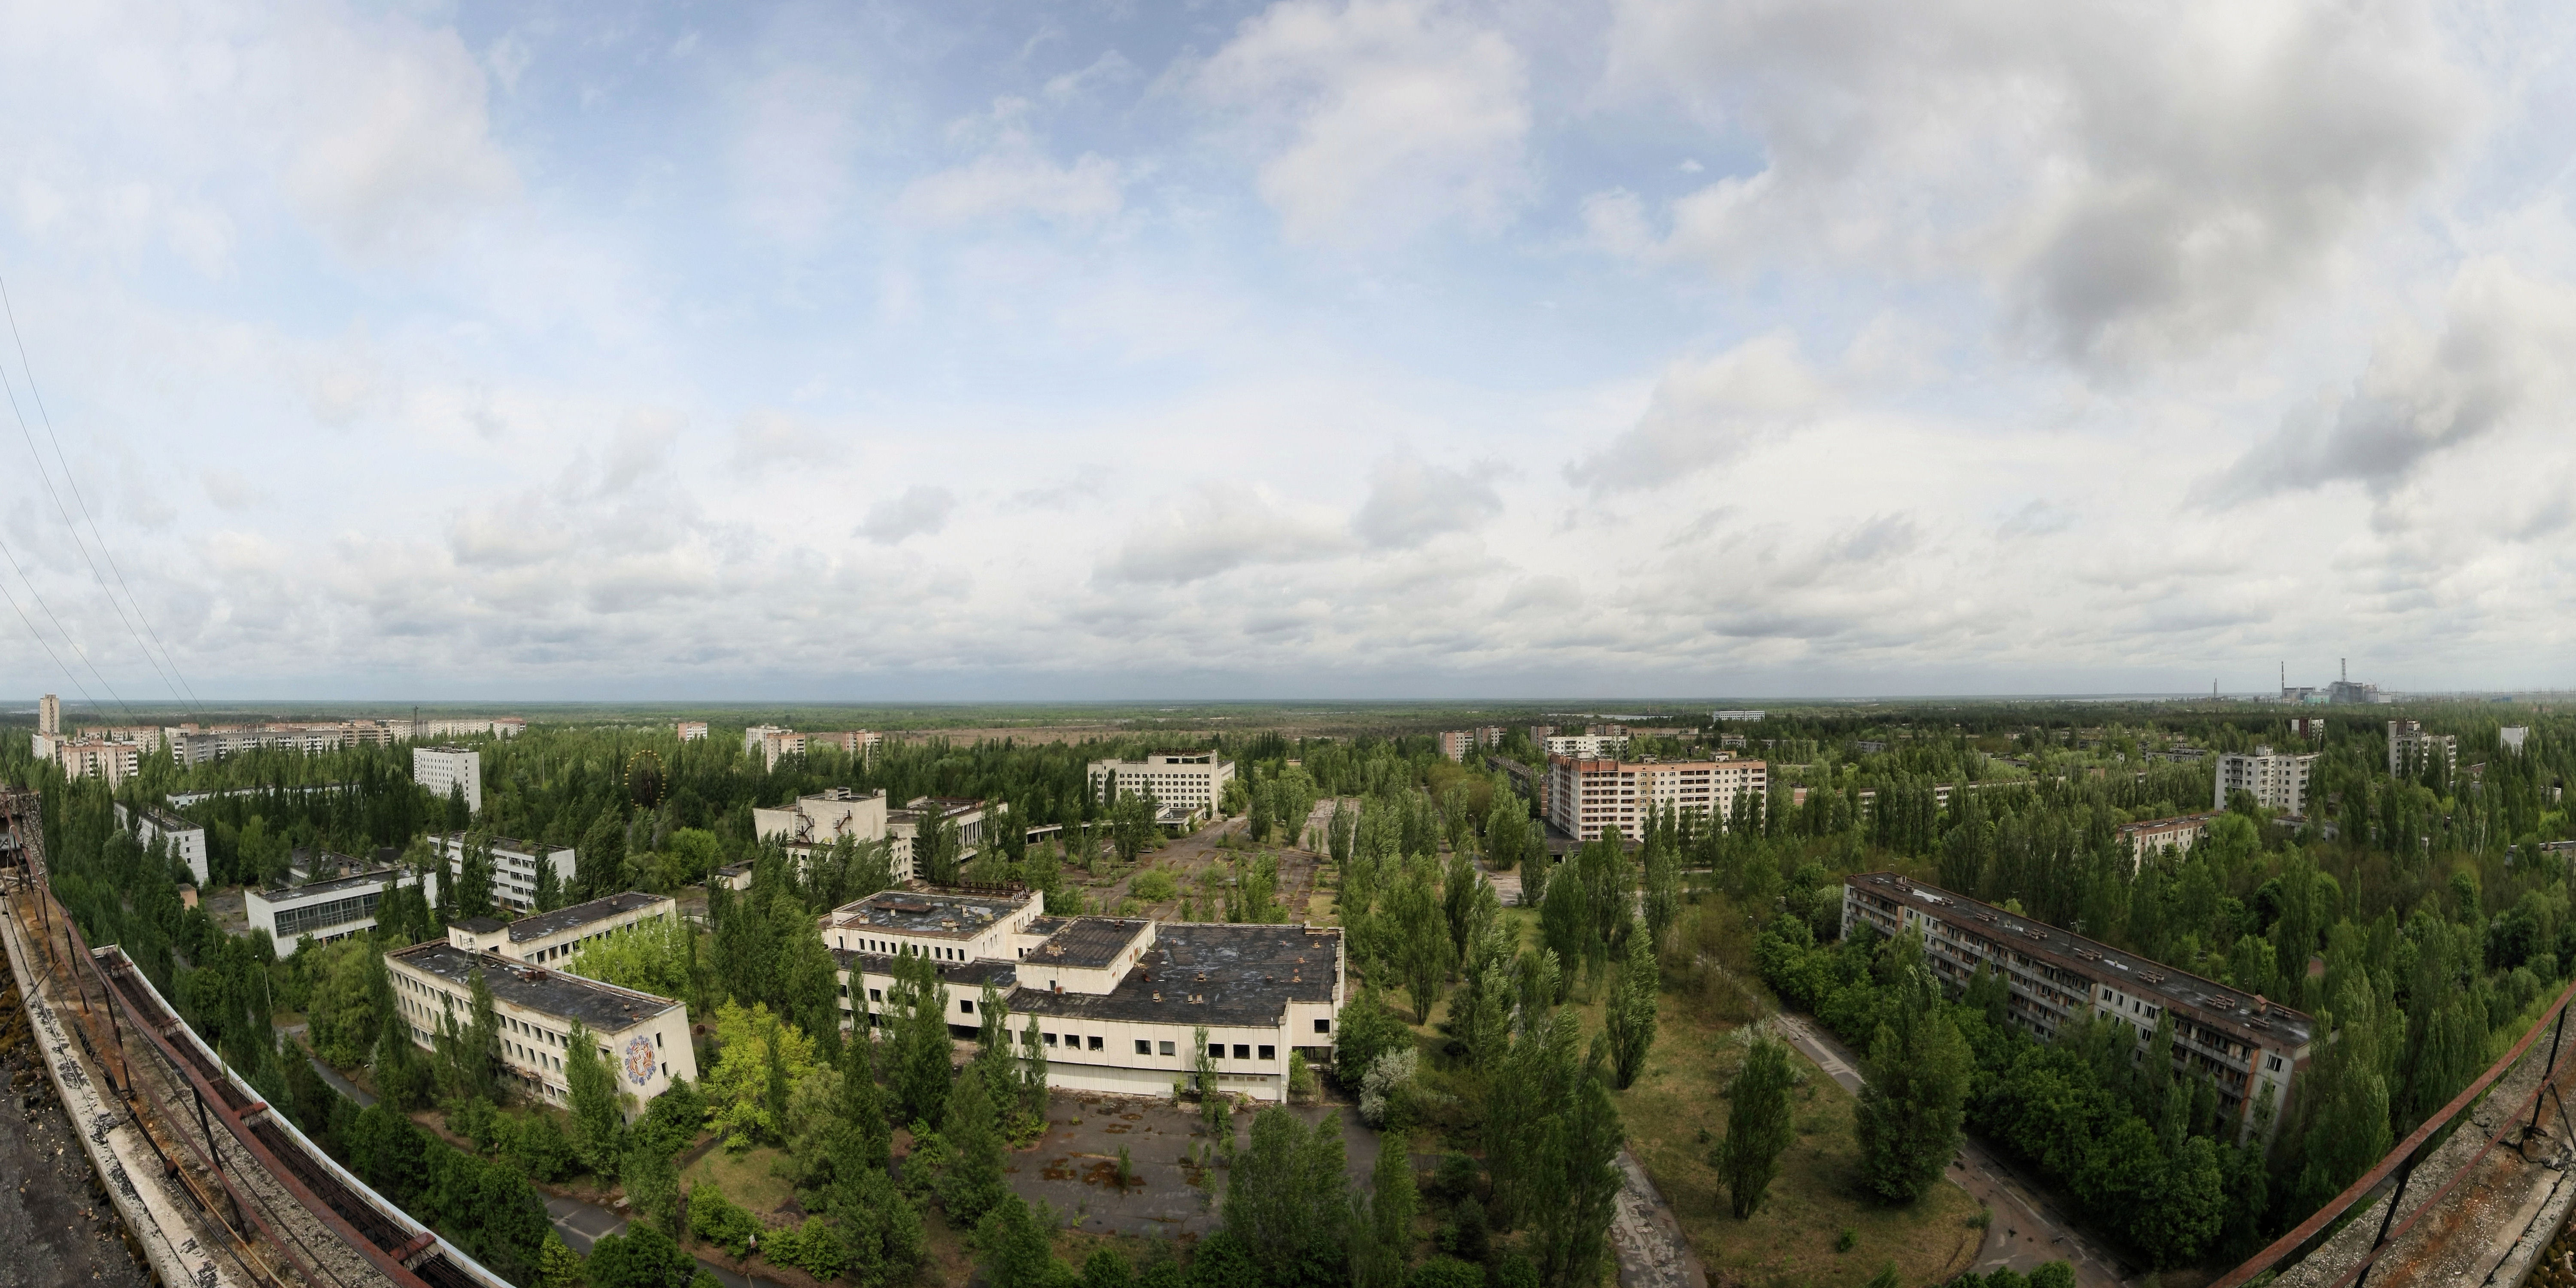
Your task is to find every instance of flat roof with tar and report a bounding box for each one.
[1014,923,1341,1027]
[829,890,1028,939]
[1028,917,1150,968]
[455,916,505,934]
[254,866,404,903]
[391,941,678,1033]
[1851,873,2314,1047]
[510,891,669,942]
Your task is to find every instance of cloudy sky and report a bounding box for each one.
[0,0,2570,705]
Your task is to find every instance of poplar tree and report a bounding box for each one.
[1715,1034,1795,1218]
[1354,1128,1417,1288]
[1853,933,1970,1203]
[887,949,953,1127]
[565,1019,627,1175]
[1604,931,1659,1089]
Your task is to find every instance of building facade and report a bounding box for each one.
[754,788,890,850]
[2214,746,2316,816]
[431,833,577,914]
[116,802,210,886]
[414,745,483,814]
[1842,873,2309,1143]
[2388,721,2460,778]
[744,726,881,770]
[389,939,694,1115]
[1087,753,1235,826]
[446,891,676,966]
[1543,734,1629,759]
[819,889,1345,1103]
[246,866,437,956]
[2117,813,2219,867]
[675,721,709,742]
[52,737,144,785]
[1544,754,1768,841]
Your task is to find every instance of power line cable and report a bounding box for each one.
[0,533,100,714]
[0,277,196,716]
[0,526,134,724]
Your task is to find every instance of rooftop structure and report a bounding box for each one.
[386,941,694,1114]
[1843,872,2308,1143]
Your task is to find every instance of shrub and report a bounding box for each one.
[764,1216,847,1279]
[510,1111,579,1182]
[1358,1049,1419,1129]
[1409,1259,1484,1288]
[1132,870,1179,902]
[688,1182,764,1258]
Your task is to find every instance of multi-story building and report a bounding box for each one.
[675,721,709,742]
[2288,717,2327,743]
[386,717,524,741]
[755,787,890,849]
[431,833,577,914]
[1711,710,1766,722]
[2117,813,2220,867]
[744,726,881,771]
[414,745,483,814]
[446,891,676,966]
[32,693,61,759]
[2214,745,2315,817]
[246,866,438,956]
[2388,721,2460,778]
[1545,754,1768,841]
[1088,753,1234,826]
[890,797,1000,878]
[116,802,210,885]
[1543,734,1629,759]
[1842,873,2309,1143]
[819,888,1346,1102]
[52,737,143,785]
[388,936,695,1115]
[1438,731,1474,762]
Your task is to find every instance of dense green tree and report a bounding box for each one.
[565,1019,628,1175]
[887,948,954,1126]
[1854,933,1971,1203]
[1604,930,1659,1089]
[1716,1033,1796,1218]
[1353,1122,1417,1288]
[1223,1106,1351,1288]
[940,1063,1010,1225]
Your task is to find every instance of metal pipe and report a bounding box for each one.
[2354,1155,2419,1288]
[2536,1003,2570,1133]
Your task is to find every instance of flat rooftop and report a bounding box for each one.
[1850,873,2314,1048]
[1028,917,1151,969]
[509,891,669,942]
[829,949,1018,991]
[390,941,680,1033]
[251,866,404,904]
[455,916,505,934]
[436,832,564,855]
[829,890,1029,939]
[1014,923,1341,1027]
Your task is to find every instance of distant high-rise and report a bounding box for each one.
[2215,745,2317,816]
[414,745,483,814]
[38,693,59,736]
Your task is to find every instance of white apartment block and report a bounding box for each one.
[1545,754,1769,842]
[746,727,881,771]
[445,891,677,966]
[2214,746,2316,817]
[2117,813,2220,869]
[675,721,709,742]
[889,797,998,878]
[1844,874,2309,1145]
[414,745,483,814]
[389,938,695,1117]
[1543,734,1629,759]
[755,787,890,848]
[117,802,210,886]
[432,832,577,914]
[1088,752,1235,825]
[2388,721,2460,778]
[246,866,438,956]
[820,889,1346,1102]
[52,738,144,786]
[388,717,524,741]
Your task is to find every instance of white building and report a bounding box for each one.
[52,737,144,786]
[431,833,577,914]
[819,889,1346,1102]
[2214,746,2317,817]
[33,693,60,759]
[1543,735,1629,759]
[1087,753,1235,826]
[388,717,525,741]
[754,788,890,850]
[2117,813,2220,869]
[890,797,999,878]
[116,802,209,886]
[414,745,483,814]
[1545,754,1769,841]
[389,939,695,1116]
[676,721,708,742]
[744,726,881,771]
[246,866,438,956]
[445,891,676,966]
[2388,720,2460,778]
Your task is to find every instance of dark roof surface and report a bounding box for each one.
[254,866,403,902]
[1014,923,1341,1027]
[1028,917,1151,969]
[455,917,505,934]
[830,890,1027,938]
[390,942,679,1033]
[509,891,670,942]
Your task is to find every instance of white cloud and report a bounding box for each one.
[1101,486,1353,585]
[283,15,518,259]
[1352,453,1499,547]
[859,486,958,544]
[1196,0,1531,243]
[732,61,865,246]
[897,150,1123,226]
[1565,334,1826,494]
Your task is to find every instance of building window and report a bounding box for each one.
[1135,1040,1151,1055]
[1233,1044,1251,1060]
[960,999,975,1014]
[1159,1041,1176,1056]
[1315,1018,1331,1034]
[870,988,883,1002]
[1089,1035,1104,1051]
[1258,1045,1275,1061]
[1045,1033,1059,1046]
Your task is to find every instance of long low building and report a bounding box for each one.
[246,866,437,956]
[388,936,696,1115]
[1842,872,2310,1143]
[820,889,1344,1102]
[2116,813,2221,868]
[446,891,676,965]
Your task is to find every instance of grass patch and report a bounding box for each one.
[682,1143,798,1220]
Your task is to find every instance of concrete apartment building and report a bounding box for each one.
[52,737,144,786]
[1437,728,1507,762]
[389,937,695,1115]
[431,833,577,914]
[2388,720,2460,778]
[1543,734,1629,759]
[2118,813,2220,867]
[413,745,483,814]
[446,891,676,966]
[1545,754,1769,841]
[2214,745,2316,817]
[1843,873,2309,1143]
[745,726,881,771]
[246,866,438,956]
[1088,753,1235,826]
[116,803,210,885]
[675,721,709,742]
[755,788,998,881]
[820,889,1346,1102]
[388,717,525,741]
